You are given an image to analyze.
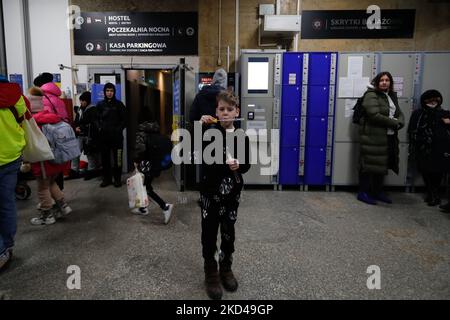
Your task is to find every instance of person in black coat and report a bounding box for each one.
[408,89,450,207]
[71,91,100,180]
[197,91,250,300]
[96,83,126,187]
[133,120,174,224]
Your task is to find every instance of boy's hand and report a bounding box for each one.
[442,118,450,125]
[226,158,239,171]
[199,115,217,125]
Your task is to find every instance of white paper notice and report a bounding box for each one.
[393,77,404,84]
[353,77,370,97]
[348,56,363,79]
[100,76,116,85]
[338,78,354,97]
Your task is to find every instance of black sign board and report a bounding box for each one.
[74,12,198,55]
[301,10,415,39]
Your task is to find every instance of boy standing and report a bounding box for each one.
[198,91,250,300]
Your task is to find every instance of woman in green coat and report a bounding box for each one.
[357,71,405,205]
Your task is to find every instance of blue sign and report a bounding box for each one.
[91,83,122,104]
[9,74,23,93]
[173,79,180,114]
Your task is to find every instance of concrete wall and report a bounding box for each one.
[3,0,73,92]
[70,0,450,71]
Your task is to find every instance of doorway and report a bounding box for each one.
[125,69,174,171]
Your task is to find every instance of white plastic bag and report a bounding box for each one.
[127,171,149,209]
[22,117,55,163]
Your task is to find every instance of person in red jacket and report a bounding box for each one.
[29,110,72,226]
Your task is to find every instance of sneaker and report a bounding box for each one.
[374,193,393,204]
[114,180,122,188]
[0,250,11,272]
[52,200,72,219]
[357,192,377,205]
[131,207,149,215]
[30,210,56,226]
[163,204,173,224]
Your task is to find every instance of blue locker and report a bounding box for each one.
[282,53,302,86]
[304,146,327,185]
[307,85,329,117]
[306,117,328,147]
[281,116,300,146]
[281,85,301,116]
[308,53,331,86]
[279,146,300,185]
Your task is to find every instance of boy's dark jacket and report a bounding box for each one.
[201,124,251,196]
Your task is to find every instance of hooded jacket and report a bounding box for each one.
[408,90,450,172]
[41,82,69,122]
[189,85,225,122]
[96,84,126,147]
[0,82,28,166]
[358,86,405,174]
[30,111,69,177]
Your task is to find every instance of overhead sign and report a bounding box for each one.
[301,10,415,39]
[74,12,198,55]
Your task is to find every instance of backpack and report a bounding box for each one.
[145,134,173,171]
[352,96,365,125]
[42,121,81,164]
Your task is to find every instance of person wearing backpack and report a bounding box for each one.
[29,110,73,226]
[357,71,405,205]
[0,75,30,271]
[133,120,174,224]
[33,73,68,191]
[97,83,126,188]
[408,89,450,208]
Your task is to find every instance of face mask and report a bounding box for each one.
[426,102,438,108]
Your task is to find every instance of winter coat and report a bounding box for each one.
[358,87,405,175]
[96,98,126,148]
[31,111,69,177]
[0,82,29,166]
[408,102,450,173]
[40,82,69,122]
[200,124,251,197]
[189,84,225,122]
[74,104,99,153]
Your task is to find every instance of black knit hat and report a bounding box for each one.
[33,72,53,87]
[420,89,443,108]
[79,91,91,105]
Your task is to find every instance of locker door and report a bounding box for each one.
[379,53,415,99]
[308,53,331,86]
[282,53,302,86]
[279,146,300,185]
[307,85,329,117]
[304,146,327,185]
[306,117,328,147]
[281,85,301,116]
[280,116,300,146]
[422,52,450,109]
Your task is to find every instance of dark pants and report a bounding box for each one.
[55,172,64,190]
[359,172,385,196]
[422,171,444,198]
[0,157,21,254]
[144,174,166,210]
[200,193,240,260]
[101,147,123,183]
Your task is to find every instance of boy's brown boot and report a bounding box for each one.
[204,259,222,300]
[219,254,238,292]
